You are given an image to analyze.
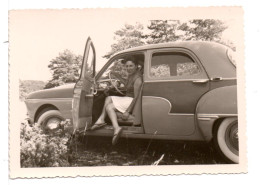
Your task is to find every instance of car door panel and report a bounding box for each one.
[72,37,96,132]
[142,96,195,135]
[142,49,209,136]
[143,80,209,113]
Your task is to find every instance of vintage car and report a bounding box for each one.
[25,37,238,163]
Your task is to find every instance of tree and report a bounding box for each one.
[104,19,231,77]
[19,80,45,100]
[45,50,83,89]
[103,23,145,59]
[44,20,230,89]
[106,20,229,54]
[178,19,227,41]
[145,20,182,44]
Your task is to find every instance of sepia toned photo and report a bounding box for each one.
[9,7,246,178]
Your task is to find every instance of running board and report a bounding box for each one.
[81,125,144,137]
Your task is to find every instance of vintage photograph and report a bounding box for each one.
[9,7,246,178]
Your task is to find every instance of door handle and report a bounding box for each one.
[210,77,223,81]
[192,79,209,84]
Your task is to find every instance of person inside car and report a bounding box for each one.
[90,56,143,145]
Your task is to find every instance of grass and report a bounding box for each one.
[69,136,227,166]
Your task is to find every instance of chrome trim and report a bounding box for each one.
[198,113,237,119]
[145,79,209,83]
[198,115,219,118]
[198,118,212,121]
[220,78,236,80]
[26,98,72,102]
[143,96,194,116]
[144,78,236,83]
[192,79,209,84]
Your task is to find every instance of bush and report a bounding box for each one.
[19,80,45,101]
[20,120,71,167]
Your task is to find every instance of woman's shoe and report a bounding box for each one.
[90,122,107,131]
[112,127,123,145]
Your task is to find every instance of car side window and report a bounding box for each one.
[150,52,200,78]
[85,45,95,78]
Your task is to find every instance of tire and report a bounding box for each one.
[37,110,65,132]
[214,117,239,163]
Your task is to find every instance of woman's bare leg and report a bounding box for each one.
[105,103,121,131]
[95,96,112,124]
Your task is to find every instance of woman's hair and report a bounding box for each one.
[123,56,138,66]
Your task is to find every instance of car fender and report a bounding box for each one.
[25,84,74,123]
[196,85,237,141]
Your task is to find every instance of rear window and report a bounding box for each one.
[227,49,237,67]
[150,52,200,78]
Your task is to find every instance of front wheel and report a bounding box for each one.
[37,110,64,133]
[213,117,239,163]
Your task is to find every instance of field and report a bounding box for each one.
[69,136,226,166]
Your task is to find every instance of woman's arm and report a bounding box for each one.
[123,77,143,119]
[111,72,127,85]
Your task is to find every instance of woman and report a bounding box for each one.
[90,57,143,145]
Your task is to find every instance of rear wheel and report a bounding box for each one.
[214,117,239,163]
[37,110,64,133]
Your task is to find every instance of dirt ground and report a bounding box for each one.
[69,135,227,166]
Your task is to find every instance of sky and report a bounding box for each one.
[9,8,243,82]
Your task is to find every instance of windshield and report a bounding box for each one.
[227,48,237,67]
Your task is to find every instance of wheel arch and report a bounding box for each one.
[212,116,238,141]
[212,117,225,140]
[196,85,237,141]
[34,104,59,123]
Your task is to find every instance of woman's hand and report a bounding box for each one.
[110,71,127,85]
[122,111,130,121]
[110,71,119,79]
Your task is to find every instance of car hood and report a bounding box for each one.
[26,83,75,99]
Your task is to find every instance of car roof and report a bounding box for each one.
[115,41,220,53]
[114,41,236,78]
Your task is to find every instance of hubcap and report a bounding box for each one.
[225,121,239,155]
[45,117,61,131]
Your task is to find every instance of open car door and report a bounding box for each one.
[72,37,96,133]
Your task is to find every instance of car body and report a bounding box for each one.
[25,38,238,163]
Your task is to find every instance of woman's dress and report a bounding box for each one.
[111,72,142,113]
